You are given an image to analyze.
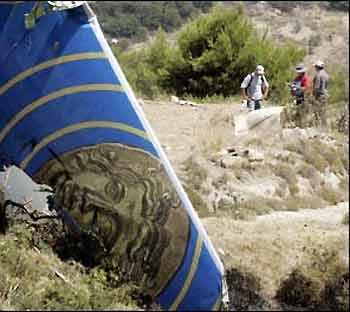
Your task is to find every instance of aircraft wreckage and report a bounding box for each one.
[0,1,229,310]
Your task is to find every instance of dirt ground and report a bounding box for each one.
[140,99,238,169]
[142,99,349,310]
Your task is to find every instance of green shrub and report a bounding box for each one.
[117,6,306,101]
[115,28,171,98]
[327,1,349,11]
[329,65,349,102]
[164,6,306,100]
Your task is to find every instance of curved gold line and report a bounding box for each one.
[19,121,149,170]
[0,84,123,143]
[0,52,107,95]
[169,237,203,310]
[212,294,222,311]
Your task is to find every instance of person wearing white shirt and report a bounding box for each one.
[240,65,269,111]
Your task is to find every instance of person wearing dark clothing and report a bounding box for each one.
[312,60,329,127]
[292,63,312,105]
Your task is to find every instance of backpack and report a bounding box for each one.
[245,73,267,95]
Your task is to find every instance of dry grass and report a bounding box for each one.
[342,212,349,225]
[206,138,225,155]
[0,223,143,311]
[302,145,328,173]
[312,140,348,175]
[212,173,230,189]
[182,156,208,191]
[274,152,296,165]
[319,185,347,205]
[206,208,349,311]
[235,196,284,219]
[184,185,211,218]
[338,145,349,174]
[288,183,300,197]
[275,243,349,311]
[284,195,324,211]
[339,176,350,193]
[284,138,347,175]
[271,162,299,196]
[216,193,325,219]
[296,163,322,188]
[274,185,287,198]
[245,137,264,147]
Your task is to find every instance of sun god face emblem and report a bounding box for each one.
[35,143,190,297]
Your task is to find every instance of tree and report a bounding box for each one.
[327,1,349,11]
[162,6,306,99]
[117,6,306,102]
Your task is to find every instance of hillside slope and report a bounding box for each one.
[142,98,349,310]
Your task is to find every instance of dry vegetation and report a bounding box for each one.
[181,127,349,221]
[343,212,349,225]
[275,244,349,311]
[203,205,349,311]
[0,2,348,310]
[0,220,144,311]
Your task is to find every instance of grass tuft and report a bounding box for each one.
[0,222,145,311]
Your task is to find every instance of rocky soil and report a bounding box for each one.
[142,98,349,310]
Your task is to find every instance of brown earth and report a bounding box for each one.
[142,98,349,310]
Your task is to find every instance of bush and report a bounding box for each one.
[276,245,349,311]
[117,6,306,101]
[276,269,320,308]
[114,29,170,98]
[329,66,349,107]
[226,268,268,311]
[165,7,306,99]
[327,1,349,11]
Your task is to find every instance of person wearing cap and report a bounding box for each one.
[312,60,329,126]
[313,60,329,98]
[240,65,269,111]
[291,63,312,105]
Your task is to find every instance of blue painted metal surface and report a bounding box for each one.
[0,2,224,310]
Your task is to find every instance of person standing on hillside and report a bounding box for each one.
[312,60,329,127]
[291,63,312,105]
[240,65,269,112]
[288,63,313,127]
